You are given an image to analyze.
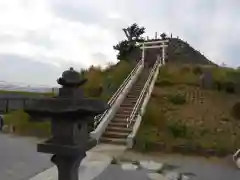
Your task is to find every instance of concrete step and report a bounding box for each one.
[125,98,138,102]
[117,109,133,114]
[122,98,137,103]
[130,87,142,90]
[106,126,132,133]
[134,84,144,87]
[134,83,144,86]
[121,100,137,104]
[118,107,133,111]
[103,131,129,139]
[112,118,127,123]
[132,88,143,91]
[126,94,139,97]
[108,121,135,128]
[127,92,141,97]
[122,100,137,105]
[100,137,126,145]
[112,116,126,121]
[108,122,127,128]
[125,98,138,101]
[115,113,130,118]
[126,95,139,98]
[120,104,135,108]
[128,90,142,94]
[131,86,143,90]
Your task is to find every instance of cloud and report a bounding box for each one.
[0,0,239,86]
[0,54,61,86]
[51,0,106,24]
[0,54,87,86]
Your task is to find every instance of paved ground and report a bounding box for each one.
[94,165,152,180]
[0,133,52,180]
[29,144,123,180]
[119,151,240,180]
[1,133,240,180]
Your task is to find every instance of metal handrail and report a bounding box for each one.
[93,60,143,129]
[127,58,160,128]
[107,60,143,107]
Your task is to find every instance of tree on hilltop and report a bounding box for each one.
[160,33,167,40]
[114,23,145,61]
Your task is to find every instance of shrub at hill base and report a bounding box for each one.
[83,61,133,100]
[212,67,240,94]
[192,66,203,75]
[3,110,51,138]
[168,93,186,105]
[167,120,190,138]
[232,102,240,120]
[224,81,235,94]
[135,100,166,152]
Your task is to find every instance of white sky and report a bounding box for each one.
[0,0,239,86]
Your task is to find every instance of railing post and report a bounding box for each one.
[161,41,168,65]
[142,43,145,66]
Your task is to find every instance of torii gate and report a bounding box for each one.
[138,40,169,65]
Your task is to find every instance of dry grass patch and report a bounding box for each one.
[136,82,240,154]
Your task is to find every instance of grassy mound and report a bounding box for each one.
[136,65,240,155]
[82,61,133,100]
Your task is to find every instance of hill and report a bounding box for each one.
[166,38,216,66]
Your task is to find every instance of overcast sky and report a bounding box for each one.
[0,0,239,86]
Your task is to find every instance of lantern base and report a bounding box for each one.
[37,138,97,156]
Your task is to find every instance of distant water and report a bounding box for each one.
[0,81,59,93]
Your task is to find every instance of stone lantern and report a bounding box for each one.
[24,67,109,180]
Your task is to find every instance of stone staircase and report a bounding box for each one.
[100,68,150,145]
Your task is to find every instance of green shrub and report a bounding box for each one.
[192,66,203,75]
[168,93,186,105]
[180,65,191,73]
[231,102,240,120]
[155,79,173,87]
[135,140,149,152]
[87,86,103,97]
[83,61,132,99]
[4,110,51,137]
[167,120,189,138]
[212,67,228,82]
[214,80,222,91]
[84,66,103,97]
[110,61,132,90]
[142,100,167,129]
[180,73,199,86]
[223,81,235,94]
[200,129,209,136]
